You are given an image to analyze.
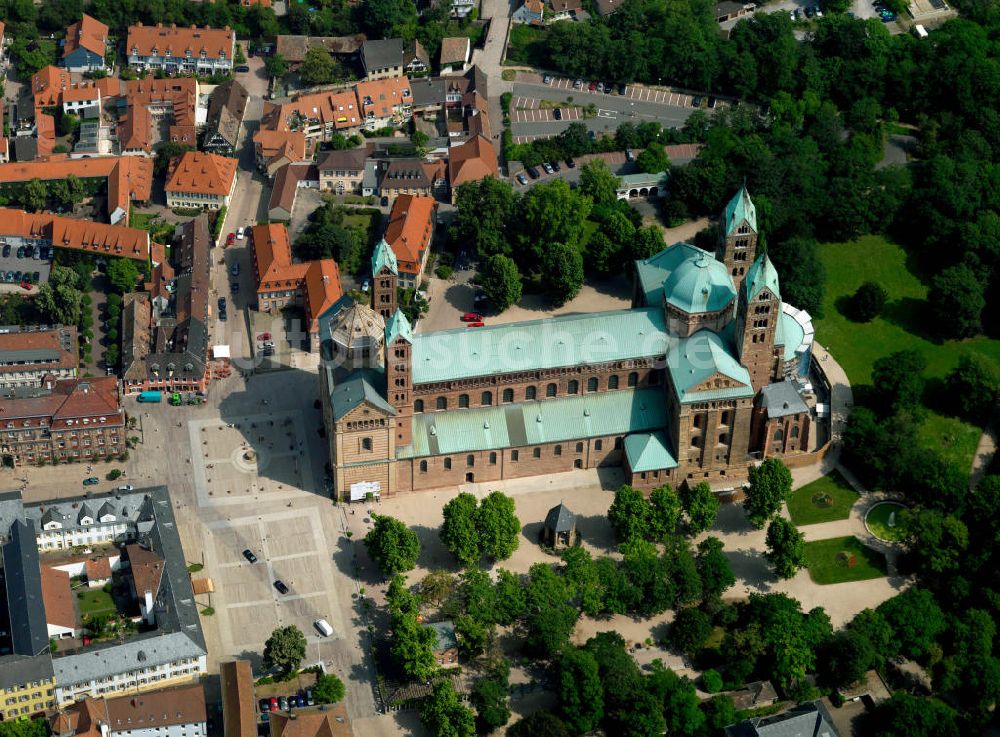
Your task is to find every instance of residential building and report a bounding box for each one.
[409,66,490,141]
[512,0,544,23]
[384,195,436,287]
[63,14,110,72]
[40,565,79,639]
[379,158,446,199]
[121,216,212,395]
[447,134,497,200]
[117,78,200,156]
[127,23,236,76]
[266,162,318,221]
[250,223,343,350]
[220,661,256,737]
[260,89,363,142]
[253,130,308,177]
[426,621,458,665]
[728,681,778,711]
[451,0,477,18]
[356,77,413,129]
[439,37,470,75]
[275,34,366,68]
[362,38,428,80]
[716,0,756,21]
[319,189,821,498]
[269,704,353,737]
[0,157,153,225]
[61,83,103,115]
[0,501,57,720]
[32,65,72,111]
[50,684,207,737]
[547,0,583,20]
[0,376,124,467]
[165,151,238,210]
[724,701,840,737]
[0,209,152,263]
[203,80,249,156]
[317,147,369,194]
[0,325,79,388]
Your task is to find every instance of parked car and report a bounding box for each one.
[474,293,487,304]
[16,247,24,258]
[236,227,245,239]
[278,697,288,711]
[361,278,370,292]
[262,346,275,356]
[603,82,613,93]
[20,281,30,290]
[2,245,9,257]
[466,321,485,328]
[39,247,49,260]
[516,172,528,185]
[260,699,271,713]
[24,246,33,258]
[218,297,227,311]
[815,7,823,15]
[13,272,21,282]
[566,157,576,168]
[526,166,541,179]
[573,78,583,88]
[235,65,250,73]
[231,263,240,276]
[707,96,717,109]
[305,689,314,706]
[588,81,597,91]
[295,694,305,707]
[274,580,289,594]
[543,74,552,84]
[619,83,627,95]
[231,281,240,293]
[83,477,99,486]
[551,160,561,172]
[461,312,483,322]
[242,549,258,563]
[117,485,134,491]
[269,697,278,711]
[258,332,272,341]
[691,95,703,107]
[596,82,604,92]
[226,232,236,245]
[625,148,635,161]
[219,310,227,322]
[804,5,814,16]
[32,272,40,282]
[553,107,562,120]
[542,162,554,174]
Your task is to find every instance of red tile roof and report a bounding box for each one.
[384,194,436,277]
[105,684,206,730]
[356,77,412,121]
[0,209,151,261]
[125,543,165,597]
[40,565,76,630]
[64,14,109,60]
[220,661,256,737]
[0,325,78,376]
[304,259,344,334]
[448,135,498,188]
[32,66,71,109]
[85,557,112,582]
[127,23,235,60]
[165,151,238,196]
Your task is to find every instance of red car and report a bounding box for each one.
[20,282,31,290]
[257,332,272,341]
[226,232,236,245]
[460,312,483,322]
[466,321,485,328]
[269,697,278,710]
[588,81,597,91]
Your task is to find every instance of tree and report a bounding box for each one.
[945,354,1000,422]
[702,695,738,733]
[264,53,287,79]
[696,536,735,600]
[410,130,429,153]
[507,712,571,737]
[865,693,960,737]
[0,718,48,737]
[312,672,345,704]
[820,630,875,688]
[524,563,578,657]
[629,225,667,261]
[743,458,792,528]
[578,159,621,205]
[419,570,455,608]
[470,665,510,731]
[391,614,437,680]
[561,547,605,616]
[154,141,195,176]
[668,606,712,654]
[516,180,592,266]
[453,614,489,658]
[300,45,337,85]
[557,648,604,733]
[899,509,968,575]
[764,518,806,579]
[648,663,705,737]
[929,263,985,338]
[635,142,671,173]
[420,680,475,737]
[106,258,140,294]
[876,587,946,660]
[648,485,682,539]
[440,493,480,567]
[262,625,307,677]
[586,233,621,277]
[541,242,584,306]
[871,349,926,418]
[364,0,417,37]
[680,481,719,534]
[848,281,888,322]
[23,178,47,212]
[453,178,516,259]
[364,515,420,576]
[608,485,651,542]
[59,112,80,137]
[478,254,522,312]
[475,491,521,561]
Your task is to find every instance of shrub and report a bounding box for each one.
[435,264,454,280]
[701,669,724,693]
[848,281,888,322]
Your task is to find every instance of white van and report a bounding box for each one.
[314,619,334,637]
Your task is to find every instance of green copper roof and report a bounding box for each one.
[623,431,678,472]
[385,309,413,345]
[635,242,712,306]
[744,254,781,302]
[410,308,671,385]
[776,309,803,362]
[399,388,667,458]
[668,330,754,403]
[724,187,757,236]
[330,369,396,421]
[662,251,737,314]
[371,238,398,277]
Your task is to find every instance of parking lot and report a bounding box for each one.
[0,245,52,287]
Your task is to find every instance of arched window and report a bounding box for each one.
[773,428,784,441]
[503,388,514,403]
[546,383,557,397]
[481,391,493,406]
[627,372,638,387]
[362,438,372,451]
[444,457,452,469]
[608,375,619,389]
[511,450,519,461]
[568,380,579,395]
[720,410,730,426]
[791,426,800,438]
[459,394,469,408]
[526,386,537,400]
[419,460,428,472]
[587,377,598,392]
[533,447,541,458]
[414,399,424,413]
[595,439,603,451]
[467,454,475,467]
[554,444,562,456]
[436,396,447,410]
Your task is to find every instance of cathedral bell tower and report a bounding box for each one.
[735,254,782,391]
[371,238,398,321]
[718,186,758,290]
[385,309,414,448]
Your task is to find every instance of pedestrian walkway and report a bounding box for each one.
[969,406,999,490]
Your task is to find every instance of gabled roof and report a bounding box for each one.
[64,14,109,60]
[40,565,76,630]
[3,519,48,656]
[269,704,353,737]
[744,254,780,302]
[220,661,256,737]
[316,147,369,172]
[126,543,165,596]
[623,431,678,472]
[439,37,470,66]
[384,194,436,275]
[668,330,754,404]
[127,23,235,60]
[205,80,249,148]
[106,684,206,730]
[758,381,808,418]
[724,186,757,236]
[303,259,344,334]
[544,503,576,533]
[165,151,238,196]
[276,34,366,62]
[385,309,413,345]
[724,700,840,737]
[371,238,398,276]
[448,134,498,188]
[330,369,396,421]
[362,38,405,70]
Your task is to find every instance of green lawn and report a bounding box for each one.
[506,24,549,67]
[865,501,907,542]
[787,470,859,526]
[803,536,888,584]
[76,588,116,618]
[815,235,1000,469]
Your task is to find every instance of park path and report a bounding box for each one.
[969,406,999,490]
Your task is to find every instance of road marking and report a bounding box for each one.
[598,109,617,119]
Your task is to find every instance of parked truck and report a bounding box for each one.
[137,391,162,403]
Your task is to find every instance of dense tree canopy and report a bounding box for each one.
[365,515,420,577]
[743,459,793,528]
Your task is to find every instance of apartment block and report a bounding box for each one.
[0,325,79,388]
[127,23,235,76]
